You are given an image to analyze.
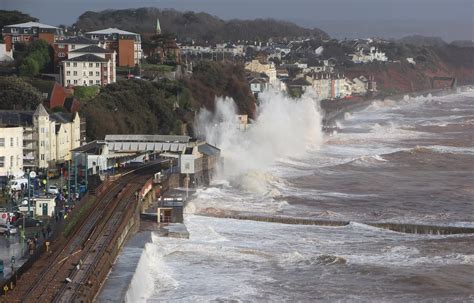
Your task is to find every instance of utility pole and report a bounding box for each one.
[85,153,88,192]
[74,154,77,199]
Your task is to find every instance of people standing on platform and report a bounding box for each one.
[46,224,51,238]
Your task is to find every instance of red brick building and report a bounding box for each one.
[84,28,142,67]
[52,36,97,71]
[1,22,63,52]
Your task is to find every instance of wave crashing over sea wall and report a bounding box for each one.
[195,89,323,193]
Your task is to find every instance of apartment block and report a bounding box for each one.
[1,21,63,52]
[85,28,142,67]
[62,45,116,87]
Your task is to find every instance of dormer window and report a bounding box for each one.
[24,29,28,33]
[11,28,18,33]
[71,44,76,49]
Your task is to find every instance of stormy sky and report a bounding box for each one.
[2,0,473,41]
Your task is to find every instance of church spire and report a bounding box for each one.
[156,18,161,35]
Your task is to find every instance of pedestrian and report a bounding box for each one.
[41,227,46,239]
[46,224,51,237]
[28,240,35,256]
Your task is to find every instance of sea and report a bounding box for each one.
[101,88,474,302]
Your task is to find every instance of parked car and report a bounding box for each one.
[14,217,43,228]
[47,185,59,195]
[0,224,18,235]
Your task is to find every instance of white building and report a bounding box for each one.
[0,126,23,178]
[34,104,82,168]
[0,43,13,62]
[351,46,388,64]
[62,45,116,87]
[351,76,369,95]
[245,60,277,86]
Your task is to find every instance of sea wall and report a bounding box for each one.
[199,213,474,235]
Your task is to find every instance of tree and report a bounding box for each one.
[15,40,52,76]
[19,57,40,76]
[0,10,38,40]
[0,76,43,110]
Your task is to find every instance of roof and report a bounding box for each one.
[105,134,191,143]
[4,22,58,29]
[57,36,96,45]
[0,111,34,127]
[34,104,49,117]
[72,140,106,154]
[86,28,139,36]
[70,45,111,54]
[50,112,74,123]
[65,54,107,62]
[198,143,221,157]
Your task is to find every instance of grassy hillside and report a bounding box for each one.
[74,7,329,43]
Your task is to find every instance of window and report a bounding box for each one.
[10,156,13,168]
[0,138,4,147]
[24,29,28,33]
[41,140,45,147]
[73,71,77,76]
[96,80,100,84]
[11,28,18,33]
[96,71,100,76]
[12,36,19,42]
[41,154,45,161]
[41,127,44,134]
[59,44,65,48]
[67,80,71,84]
[16,137,18,146]
[66,71,70,76]
[95,63,100,68]
[0,157,4,168]
[71,44,76,49]
[83,63,86,67]
[10,137,13,147]
[66,62,70,67]
[89,63,93,67]
[74,80,78,84]
[89,80,93,85]
[73,62,77,67]
[89,71,93,76]
[83,71,86,76]
[58,52,65,57]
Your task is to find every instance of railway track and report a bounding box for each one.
[5,163,160,302]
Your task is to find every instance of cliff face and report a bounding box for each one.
[345,45,474,95]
